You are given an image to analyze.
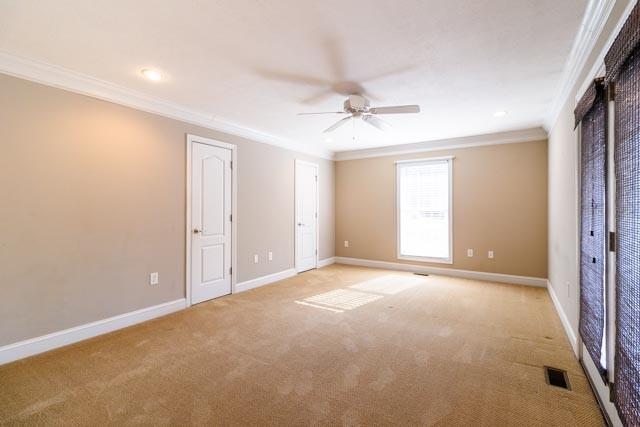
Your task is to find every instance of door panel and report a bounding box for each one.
[201,245,224,282]
[191,142,232,304]
[295,161,318,273]
[201,156,225,236]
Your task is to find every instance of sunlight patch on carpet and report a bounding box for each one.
[349,274,426,295]
[295,289,384,311]
[294,301,345,313]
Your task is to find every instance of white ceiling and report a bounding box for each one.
[0,0,587,154]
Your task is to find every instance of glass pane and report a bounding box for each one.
[399,160,450,259]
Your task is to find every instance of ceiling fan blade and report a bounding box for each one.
[362,115,391,131]
[301,89,335,105]
[361,64,416,83]
[369,105,421,114]
[297,111,348,116]
[323,38,346,80]
[254,68,329,87]
[323,116,352,133]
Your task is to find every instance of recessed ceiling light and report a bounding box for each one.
[325,137,333,143]
[493,110,507,118]
[141,68,163,81]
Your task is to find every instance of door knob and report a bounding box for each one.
[298,223,304,226]
[193,228,202,234]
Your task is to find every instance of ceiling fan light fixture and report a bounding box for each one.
[299,94,420,136]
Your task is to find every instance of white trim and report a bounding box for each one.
[186,134,238,306]
[0,299,186,366]
[334,128,547,161]
[234,268,297,293]
[335,257,547,287]
[575,0,637,103]
[576,63,606,103]
[575,0,638,106]
[0,51,333,160]
[543,0,617,131]
[396,157,454,265]
[605,90,617,380]
[294,159,320,273]
[318,257,336,268]
[547,280,579,356]
[582,343,624,427]
[394,155,455,164]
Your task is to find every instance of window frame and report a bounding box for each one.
[395,156,454,264]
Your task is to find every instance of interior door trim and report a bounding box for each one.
[294,159,319,273]
[186,134,237,307]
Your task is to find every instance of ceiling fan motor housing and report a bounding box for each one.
[344,94,370,114]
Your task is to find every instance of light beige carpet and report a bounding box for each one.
[0,265,604,426]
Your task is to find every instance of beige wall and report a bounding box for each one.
[0,74,334,346]
[336,140,548,278]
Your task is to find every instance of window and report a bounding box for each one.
[396,157,453,263]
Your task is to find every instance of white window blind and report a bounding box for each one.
[397,158,452,262]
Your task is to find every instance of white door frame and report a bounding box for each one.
[186,134,237,307]
[294,159,319,272]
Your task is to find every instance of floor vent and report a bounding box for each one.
[413,272,429,277]
[544,366,571,390]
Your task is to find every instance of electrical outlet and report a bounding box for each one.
[467,249,474,257]
[254,254,259,264]
[268,251,273,261]
[149,272,159,286]
[344,240,349,248]
[488,250,494,259]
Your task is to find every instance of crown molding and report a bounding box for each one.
[333,127,548,161]
[0,51,333,160]
[543,0,616,132]
[576,0,638,102]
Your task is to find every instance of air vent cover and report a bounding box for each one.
[544,366,571,390]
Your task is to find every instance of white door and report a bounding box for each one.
[295,160,318,273]
[190,142,232,304]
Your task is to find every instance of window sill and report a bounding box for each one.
[397,255,453,265]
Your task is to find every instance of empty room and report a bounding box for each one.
[1,0,639,425]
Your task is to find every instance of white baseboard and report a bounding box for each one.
[547,280,579,356]
[334,257,548,288]
[234,268,297,293]
[0,298,186,366]
[318,257,335,268]
[582,343,623,427]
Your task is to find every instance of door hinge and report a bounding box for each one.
[609,231,615,252]
[230,214,232,222]
[315,249,318,255]
[315,212,318,218]
[229,267,232,275]
[230,161,233,170]
[315,175,318,182]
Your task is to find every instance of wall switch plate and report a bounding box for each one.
[344,240,349,248]
[467,249,474,257]
[150,272,159,285]
[254,254,259,264]
[488,251,494,259]
[268,251,273,261]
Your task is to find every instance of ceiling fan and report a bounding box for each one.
[297,94,420,133]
